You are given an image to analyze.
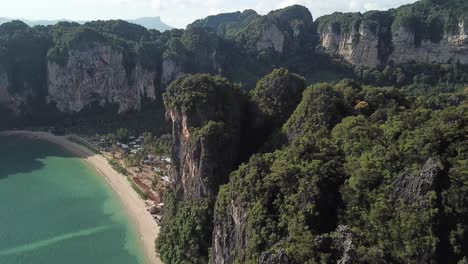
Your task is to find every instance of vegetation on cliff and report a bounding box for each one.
[212,79,467,263]
[0,21,51,95]
[317,0,468,50]
[157,74,245,264]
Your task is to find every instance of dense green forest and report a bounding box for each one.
[1,0,467,132]
[0,1,467,262]
[157,69,467,263]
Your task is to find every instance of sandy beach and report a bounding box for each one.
[0,130,162,264]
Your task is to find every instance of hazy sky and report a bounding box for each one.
[0,0,418,28]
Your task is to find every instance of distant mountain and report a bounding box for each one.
[126,17,174,31]
[0,16,174,31]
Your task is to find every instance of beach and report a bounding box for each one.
[0,130,162,264]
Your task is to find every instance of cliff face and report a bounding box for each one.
[157,75,245,263]
[256,24,286,53]
[320,22,381,66]
[0,69,14,113]
[165,77,243,199]
[212,192,249,264]
[389,22,468,65]
[318,8,468,67]
[161,58,184,88]
[47,45,158,113]
[0,67,32,116]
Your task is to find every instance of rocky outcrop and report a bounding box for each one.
[165,75,243,199]
[314,225,358,264]
[47,45,158,113]
[392,158,443,207]
[0,67,28,116]
[333,225,358,264]
[0,69,12,111]
[256,24,285,53]
[389,23,468,65]
[319,16,468,67]
[157,75,245,262]
[259,250,292,264]
[161,58,184,88]
[320,21,380,67]
[212,198,247,264]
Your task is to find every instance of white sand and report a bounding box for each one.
[0,130,162,264]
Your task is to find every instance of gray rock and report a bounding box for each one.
[259,249,291,264]
[392,158,443,207]
[47,45,158,113]
[321,18,468,66]
[334,225,357,264]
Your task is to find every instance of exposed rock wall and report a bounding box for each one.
[47,45,158,113]
[389,23,468,65]
[161,59,184,88]
[212,198,248,264]
[0,68,28,116]
[392,158,443,208]
[320,23,380,66]
[320,19,468,67]
[256,24,285,53]
[165,77,243,199]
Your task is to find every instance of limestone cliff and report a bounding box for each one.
[241,5,315,56]
[164,75,243,198]
[0,68,15,114]
[317,2,468,67]
[319,20,381,66]
[156,74,245,263]
[0,66,34,116]
[255,24,286,53]
[47,45,158,113]
[389,22,468,65]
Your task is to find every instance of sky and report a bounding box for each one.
[0,0,418,28]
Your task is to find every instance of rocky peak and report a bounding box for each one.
[164,74,243,199]
[392,158,443,207]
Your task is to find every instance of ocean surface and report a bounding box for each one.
[0,136,144,264]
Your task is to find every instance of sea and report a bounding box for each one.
[0,135,144,264]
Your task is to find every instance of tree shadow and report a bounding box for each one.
[0,135,91,180]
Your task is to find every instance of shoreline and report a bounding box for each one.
[0,130,161,264]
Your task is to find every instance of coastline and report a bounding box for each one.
[0,130,162,264]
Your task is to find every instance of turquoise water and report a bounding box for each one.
[0,136,144,264]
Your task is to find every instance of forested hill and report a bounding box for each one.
[0,16,174,31]
[1,0,467,132]
[158,70,467,263]
[0,1,467,263]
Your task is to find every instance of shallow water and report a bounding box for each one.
[0,136,144,264]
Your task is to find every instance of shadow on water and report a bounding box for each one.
[0,135,92,180]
